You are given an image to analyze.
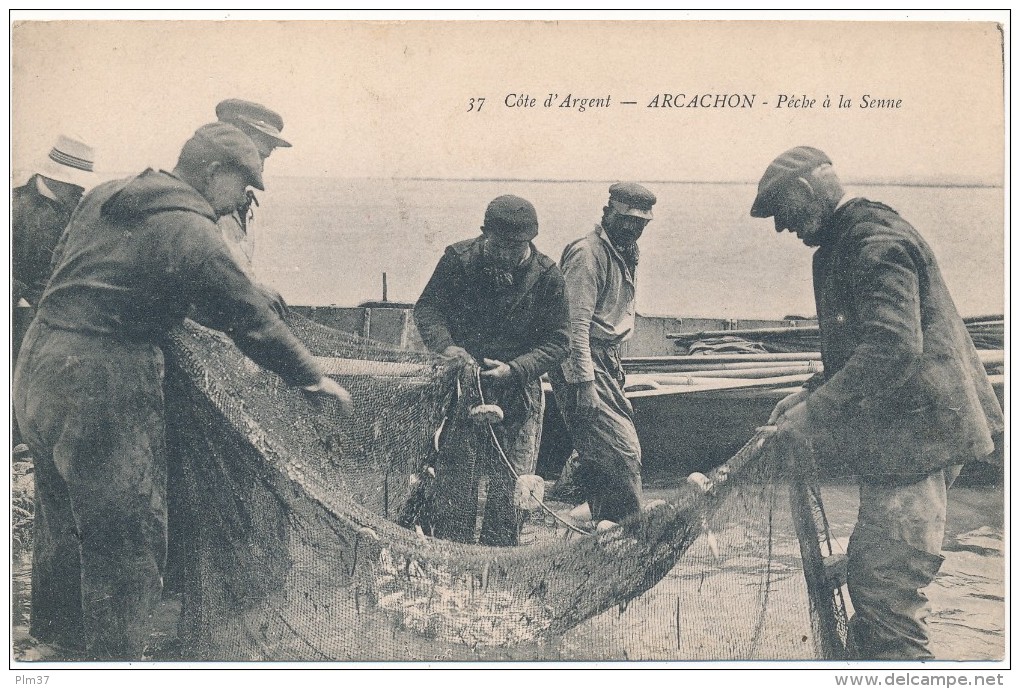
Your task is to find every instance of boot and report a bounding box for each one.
[846,523,944,660]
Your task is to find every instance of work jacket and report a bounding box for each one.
[414,235,570,386]
[35,168,321,387]
[806,198,1003,483]
[12,175,77,306]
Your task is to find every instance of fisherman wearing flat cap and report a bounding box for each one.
[549,182,656,531]
[13,122,353,660]
[413,195,570,546]
[212,99,291,305]
[751,147,1002,660]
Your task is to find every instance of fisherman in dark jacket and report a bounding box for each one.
[11,136,96,448]
[414,195,570,546]
[750,146,1003,660]
[12,135,95,308]
[13,122,353,660]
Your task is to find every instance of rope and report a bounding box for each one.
[473,368,588,535]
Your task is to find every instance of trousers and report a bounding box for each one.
[846,464,962,660]
[550,343,642,523]
[430,375,545,547]
[13,321,168,659]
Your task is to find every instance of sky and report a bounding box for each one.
[9,15,1006,185]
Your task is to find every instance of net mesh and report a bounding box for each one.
[162,313,845,661]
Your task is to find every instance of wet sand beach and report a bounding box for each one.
[11,462,1003,662]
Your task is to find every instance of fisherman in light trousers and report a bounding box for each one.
[750,146,1003,660]
[550,182,657,528]
[212,98,293,313]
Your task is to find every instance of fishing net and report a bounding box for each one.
[162,313,846,661]
[554,456,847,660]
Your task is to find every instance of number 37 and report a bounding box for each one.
[467,97,485,112]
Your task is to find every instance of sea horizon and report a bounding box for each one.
[12,170,1005,190]
[248,178,1005,321]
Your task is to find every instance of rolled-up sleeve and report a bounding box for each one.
[560,243,601,384]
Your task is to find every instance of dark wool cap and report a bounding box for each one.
[482,195,539,241]
[608,182,656,219]
[186,122,265,190]
[215,98,292,148]
[750,146,832,218]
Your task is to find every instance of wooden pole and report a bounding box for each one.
[626,352,823,365]
[979,350,1004,367]
[626,372,815,394]
[667,317,1001,341]
[790,478,848,660]
[627,349,1001,368]
[649,365,820,382]
[962,314,1004,324]
[626,360,816,373]
[667,325,820,342]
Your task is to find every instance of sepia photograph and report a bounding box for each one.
[7,10,1008,680]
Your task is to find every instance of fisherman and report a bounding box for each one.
[549,182,656,529]
[413,195,570,546]
[13,135,95,308]
[750,146,1003,660]
[213,98,292,312]
[13,122,353,660]
[213,98,291,275]
[12,135,96,450]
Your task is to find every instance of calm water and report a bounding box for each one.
[253,178,1004,320]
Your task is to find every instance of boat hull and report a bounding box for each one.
[292,305,1004,485]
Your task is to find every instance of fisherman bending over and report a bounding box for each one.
[13,122,353,660]
[750,146,1002,660]
[414,195,570,546]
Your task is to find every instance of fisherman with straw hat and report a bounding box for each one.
[12,135,97,450]
[13,134,96,308]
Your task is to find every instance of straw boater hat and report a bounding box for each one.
[36,135,95,189]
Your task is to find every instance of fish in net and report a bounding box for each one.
[162,313,847,661]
